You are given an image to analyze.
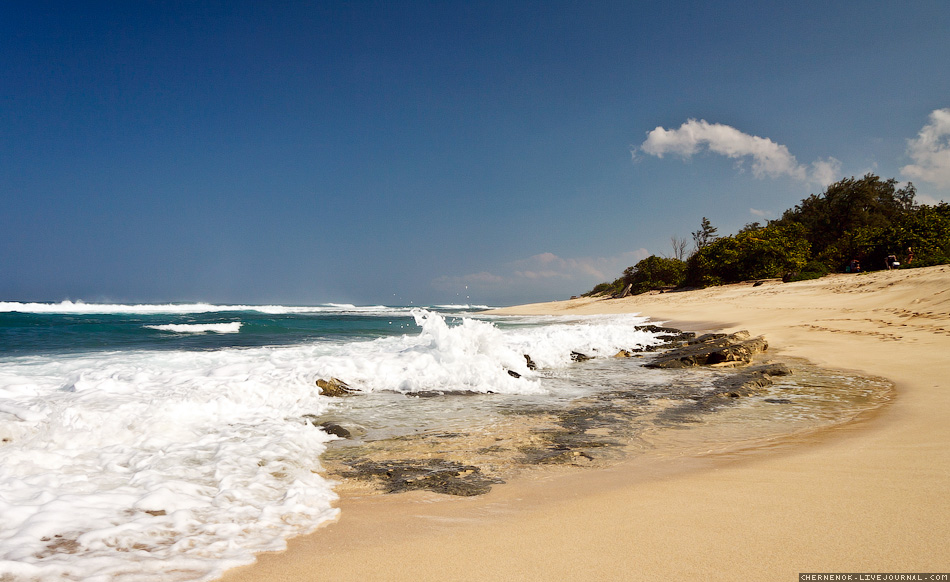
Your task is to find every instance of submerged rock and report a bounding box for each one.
[519,445,595,465]
[316,377,356,397]
[707,363,791,399]
[320,422,352,439]
[647,344,793,427]
[341,458,503,496]
[405,390,489,398]
[302,415,365,439]
[752,362,793,377]
[515,399,629,466]
[656,361,795,426]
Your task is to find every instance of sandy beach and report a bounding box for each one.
[219,265,950,581]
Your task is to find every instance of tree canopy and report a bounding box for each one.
[623,255,687,294]
[585,174,950,297]
[774,174,920,269]
[685,222,810,287]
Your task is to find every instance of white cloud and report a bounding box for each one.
[810,158,842,187]
[749,208,771,218]
[901,108,950,188]
[637,118,839,186]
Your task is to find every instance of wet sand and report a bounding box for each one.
[219,265,950,581]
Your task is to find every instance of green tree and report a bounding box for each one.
[583,174,950,299]
[691,217,718,251]
[685,222,810,286]
[776,174,917,268]
[875,202,950,268]
[622,255,686,294]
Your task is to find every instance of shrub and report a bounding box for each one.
[685,222,810,286]
[622,256,687,294]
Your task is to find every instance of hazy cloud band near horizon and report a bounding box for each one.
[432,249,650,303]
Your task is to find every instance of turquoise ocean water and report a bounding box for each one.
[0,301,673,582]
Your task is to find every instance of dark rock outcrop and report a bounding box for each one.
[634,325,697,343]
[524,354,537,370]
[623,326,697,353]
[644,331,768,369]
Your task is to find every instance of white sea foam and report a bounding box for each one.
[145,322,243,334]
[0,309,664,581]
[0,347,340,581]
[307,309,662,395]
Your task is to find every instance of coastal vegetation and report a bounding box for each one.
[586,174,950,297]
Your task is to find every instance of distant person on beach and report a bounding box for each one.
[906,247,915,265]
[886,254,899,270]
[848,259,861,273]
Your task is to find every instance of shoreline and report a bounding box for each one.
[219,265,950,581]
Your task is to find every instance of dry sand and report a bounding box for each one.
[219,265,950,581]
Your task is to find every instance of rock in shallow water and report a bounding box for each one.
[643,331,768,369]
[316,377,356,397]
[341,459,503,496]
[319,422,352,439]
[524,354,537,370]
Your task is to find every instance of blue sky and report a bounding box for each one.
[2,1,949,306]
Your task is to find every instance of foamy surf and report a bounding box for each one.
[0,307,668,581]
[306,309,663,395]
[0,346,340,582]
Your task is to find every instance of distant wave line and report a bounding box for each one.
[0,301,411,315]
[146,323,243,334]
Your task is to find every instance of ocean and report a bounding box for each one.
[0,301,889,581]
